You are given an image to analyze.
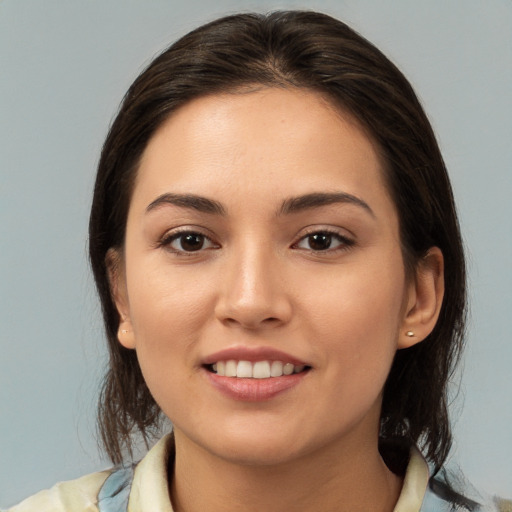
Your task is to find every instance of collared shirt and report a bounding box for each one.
[5,434,508,511]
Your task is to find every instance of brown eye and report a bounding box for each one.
[295,230,353,252]
[166,232,216,253]
[307,233,332,251]
[179,233,204,251]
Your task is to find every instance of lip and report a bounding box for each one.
[202,346,308,366]
[201,346,310,402]
[204,370,308,402]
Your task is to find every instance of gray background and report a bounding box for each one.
[1,0,510,507]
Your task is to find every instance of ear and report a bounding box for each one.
[106,248,136,349]
[399,247,444,349]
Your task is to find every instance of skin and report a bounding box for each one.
[110,88,444,512]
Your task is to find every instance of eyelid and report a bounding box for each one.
[158,226,220,254]
[156,225,354,255]
[292,226,355,252]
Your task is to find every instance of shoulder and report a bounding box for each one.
[424,467,511,512]
[4,470,111,512]
[395,446,510,512]
[3,434,174,512]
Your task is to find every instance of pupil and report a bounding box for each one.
[309,233,331,250]
[181,234,204,251]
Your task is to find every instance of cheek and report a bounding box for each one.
[300,255,406,374]
[127,260,215,337]
[123,260,217,401]
[126,265,215,420]
[302,256,405,331]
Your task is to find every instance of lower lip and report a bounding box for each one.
[204,369,308,401]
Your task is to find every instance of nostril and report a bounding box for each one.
[215,292,293,328]
[222,316,282,329]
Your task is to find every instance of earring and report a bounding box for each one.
[121,329,129,334]
[406,331,415,337]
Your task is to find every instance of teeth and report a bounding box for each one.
[237,360,253,378]
[212,360,307,378]
[253,361,270,379]
[225,360,237,377]
[270,361,283,377]
[283,363,294,375]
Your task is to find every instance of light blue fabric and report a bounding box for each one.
[95,462,502,512]
[421,469,500,512]
[97,465,134,512]
[421,484,480,511]
[421,488,455,511]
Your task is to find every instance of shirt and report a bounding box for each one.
[5,434,509,511]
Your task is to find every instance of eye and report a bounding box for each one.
[163,231,217,253]
[294,230,353,252]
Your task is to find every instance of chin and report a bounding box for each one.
[216,441,304,467]
[194,425,311,467]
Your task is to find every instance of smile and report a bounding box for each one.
[210,360,308,378]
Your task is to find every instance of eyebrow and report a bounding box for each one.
[145,191,374,218]
[279,192,375,217]
[146,193,226,215]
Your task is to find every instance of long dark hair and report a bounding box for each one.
[89,11,466,470]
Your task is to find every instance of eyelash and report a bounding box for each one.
[158,228,355,255]
[292,228,355,254]
[159,228,218,256]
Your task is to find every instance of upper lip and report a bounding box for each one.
[202,346,308,366]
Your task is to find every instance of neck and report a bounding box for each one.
[170,429,402,512]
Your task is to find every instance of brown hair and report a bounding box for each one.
[89,11,466,470]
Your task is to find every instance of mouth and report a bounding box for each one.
[205,360,311,379]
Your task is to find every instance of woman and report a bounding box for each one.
[7,10,509,512]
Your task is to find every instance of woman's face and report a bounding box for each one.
[113,88,422,465]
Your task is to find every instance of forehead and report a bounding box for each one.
[133,88,393,217]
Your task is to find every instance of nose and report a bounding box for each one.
[214,242,293,330]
